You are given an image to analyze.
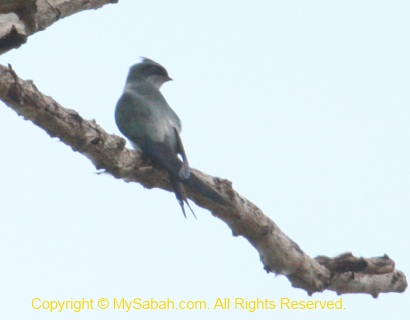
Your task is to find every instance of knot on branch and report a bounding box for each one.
[0,0,37,53]
[315,252,394,275]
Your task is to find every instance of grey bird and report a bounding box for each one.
[115,58,224,217]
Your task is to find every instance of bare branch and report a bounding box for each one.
[0,64,407,296]
[0,0,118,55]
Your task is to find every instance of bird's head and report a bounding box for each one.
[126,57,173,89]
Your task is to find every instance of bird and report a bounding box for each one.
[115,58,225,218]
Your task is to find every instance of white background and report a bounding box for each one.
[0,1,409,319]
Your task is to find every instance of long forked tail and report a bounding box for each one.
[169,174,197,219]
[137,140,226,216]
[173,170,227,218]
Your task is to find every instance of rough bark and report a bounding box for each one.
[0,0,407,297]
[0,0,118,54]
[0,64,407,296]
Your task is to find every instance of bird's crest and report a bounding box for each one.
[139,56,156,64]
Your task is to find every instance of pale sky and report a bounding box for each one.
[0,1,409,319]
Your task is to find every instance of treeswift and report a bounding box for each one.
[115,57,225,218]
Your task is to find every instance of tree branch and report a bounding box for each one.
[0,0,118,55]
[0,63,407,296]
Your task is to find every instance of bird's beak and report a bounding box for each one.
[167,76,173,82]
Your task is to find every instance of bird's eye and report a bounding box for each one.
[154,66,167,76]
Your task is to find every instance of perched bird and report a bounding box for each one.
[115,58,224,217]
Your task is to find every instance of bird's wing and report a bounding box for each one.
[115,91,168,144]
[173,127,190,179]
[139,137,184,179]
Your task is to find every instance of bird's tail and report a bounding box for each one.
[183,172,227,206]
[169,174,196,219]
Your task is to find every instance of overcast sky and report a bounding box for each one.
[0,1,409,319]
